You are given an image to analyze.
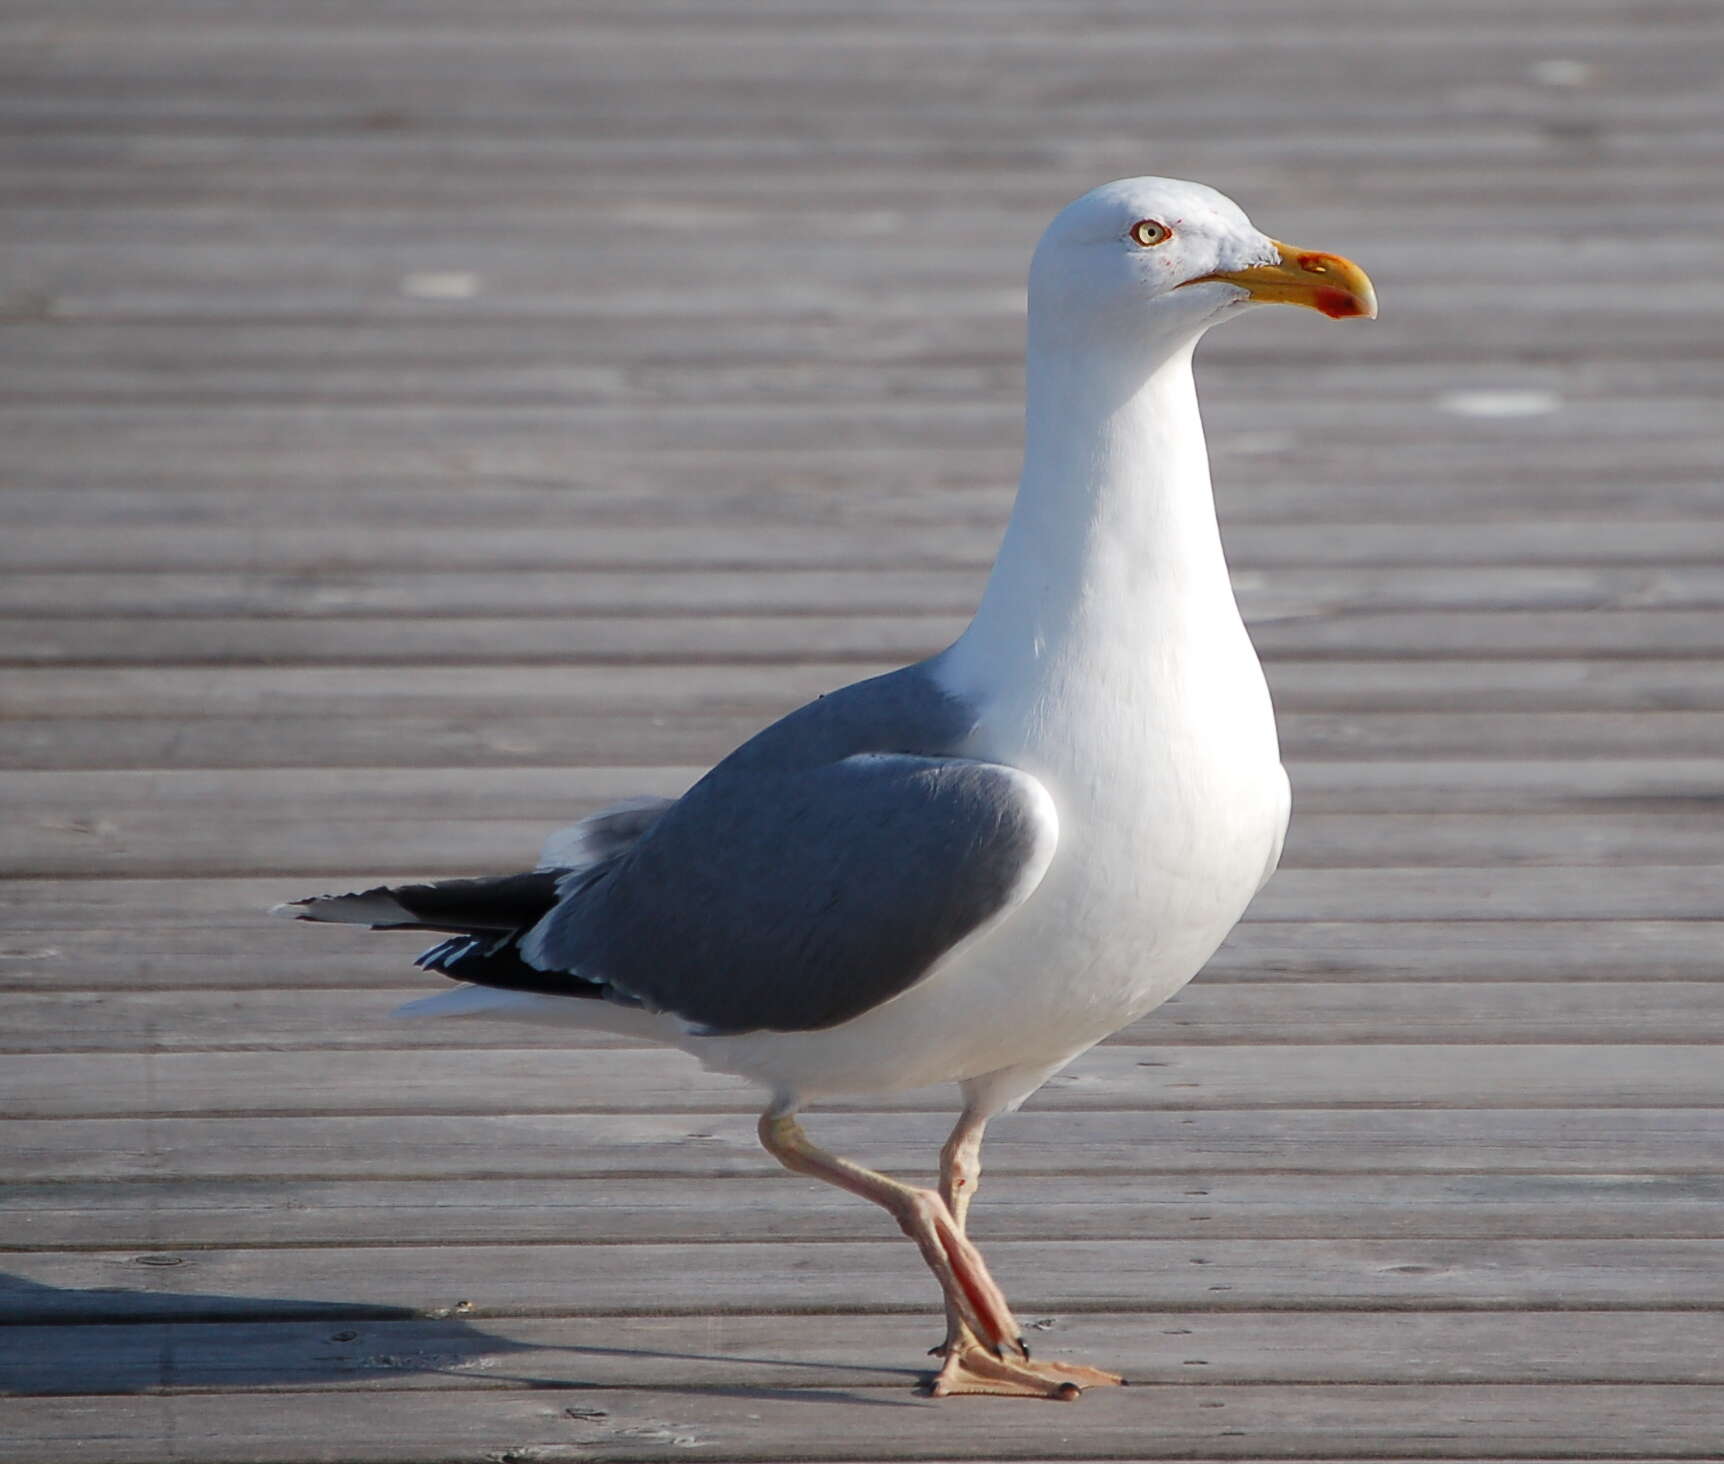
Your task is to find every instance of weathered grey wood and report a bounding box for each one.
[7,1238,1721,1324]
[14,397,1714,480]
[10,445,1710,517]
[11,866,1724,929]
[1,1385,1719,1462]
[6,0,1723,1455]
[5,919,1719,990]
[19,308,1724,380]
[15,707,1724,774]
[0,443,1716,512]
[13,1110,1721,1183]
[4,1309,1721,1397]
[5,1044,1721,1121]
[12,1172,1722,1250]
[16,1169,1724,1250]
[13,146,1724,223]
[9,981,1721,1052]
[0,0,1701,40]
[17,610,1724,669]
[20,566,1724,622]
[14,654,1724,722]
[11,520,1724,572]
[9,314,1724,415]
[273,807,1724,873]
[0,0,1700,31]
[10,759,1724,829]
[13,806,1724,876]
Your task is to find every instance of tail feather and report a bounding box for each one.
[413,930,605,999]
[278,792,676,1007]
[276,871,564,935]
[279,869,611,1001]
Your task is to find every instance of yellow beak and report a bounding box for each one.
[1192,240,1377,320]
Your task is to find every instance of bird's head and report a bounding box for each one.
[1029,177,1376,355]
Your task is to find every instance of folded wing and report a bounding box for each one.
[521,753,1057,1034]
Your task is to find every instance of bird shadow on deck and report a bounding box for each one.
[0,1273,927,1405]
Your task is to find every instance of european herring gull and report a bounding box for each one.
[282,176,1375,1399]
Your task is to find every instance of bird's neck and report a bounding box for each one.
[942,331,1244,692]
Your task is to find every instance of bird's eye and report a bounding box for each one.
[1130,219,1172,247]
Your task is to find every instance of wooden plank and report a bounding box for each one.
[6,1238,1721,1323]
[7,413,1706,497]
[4,1309,1721,1396]
[0,0,1699,29]
[1,1385,1719,1462]
[5,308,1724,401]
[0,298,1715,393]
[5,1044,1721,1121]
[7,2,1715,66]
[11,1172,1721,1249]
[9,981,1721,1053]
[43,128,1675,183]
[18,566,1724,623]
[23,288,1724,359]
[0,414,1717,500]
[11,866,1724,928]
[16,609,1724,669]
[10,708,1724,774]
[1,297,1717,382]
[11,145,1724,218]
[9,205,1724,304]
[10,520,1724,573]
[17,807,1724,878]
[4,434,1708,512]
[4,20,1714,91]
[9,393,1710,456]
[8,759,1724,823]
[5,920,1719,991]
[11,1110,1720,1182]
[0,0,1698,32]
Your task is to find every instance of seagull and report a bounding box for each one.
[281,177,1375,1400]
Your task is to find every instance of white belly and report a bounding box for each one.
[686,624,1290,1105]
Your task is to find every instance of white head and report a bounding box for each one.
[1028,176,1376,359]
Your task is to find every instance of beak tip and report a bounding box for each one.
[1312,279,1378,321]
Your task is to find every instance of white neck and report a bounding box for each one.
[941,325,1243,695]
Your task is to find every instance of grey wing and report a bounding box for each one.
[519,753,1057,1034]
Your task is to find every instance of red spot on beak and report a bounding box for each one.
[1313,285,1369,319]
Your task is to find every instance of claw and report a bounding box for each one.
[926,1335,1124,1401]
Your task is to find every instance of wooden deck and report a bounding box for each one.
[4,1,1724,1459]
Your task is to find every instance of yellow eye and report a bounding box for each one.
[1130,219,1172,247]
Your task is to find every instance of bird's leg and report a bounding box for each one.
[926,1109,1125,1401]
[756,1110,1026,1363]
[931,1108,988,1354]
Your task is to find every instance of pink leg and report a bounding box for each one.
[757,1111,1027,1362]
[926,1110,1125,1401]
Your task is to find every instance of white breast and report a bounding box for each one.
[679,608,1289,1106]
[680,314,1296,1106]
